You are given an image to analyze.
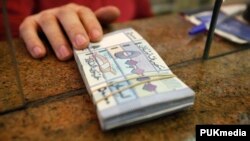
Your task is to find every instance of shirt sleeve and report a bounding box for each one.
[0,0,36,39]
[134,0,153,19]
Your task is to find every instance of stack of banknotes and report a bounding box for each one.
[74,28,195,130]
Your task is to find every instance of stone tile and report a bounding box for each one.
[0,93,196,141]
[0,41,24,113]
[172,49,250,124]
[0,95,96,141]
[10,14,243,103]
[13,40,85,102]
[111,14,243,66]
[0,45,248,141]
[0,14,249,141]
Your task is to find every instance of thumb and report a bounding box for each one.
[95,6,120,25]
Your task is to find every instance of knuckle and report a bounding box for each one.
[37,11,55,25]
[67,25,81,34]
[19,16,33,32]
[78,6,92,15]
[66,3,77,8]
[58,3,78,13]
[56,6,72,17]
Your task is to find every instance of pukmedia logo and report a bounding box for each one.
[200,129,247,137]
[196,125,250,141]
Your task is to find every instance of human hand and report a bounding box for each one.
[19,3,120,61]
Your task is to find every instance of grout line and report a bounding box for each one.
[1,1,249,116]
[169,57,202,69]
[169,46,250,69]
[1,46,248,116]
[2,0,26,106]
[0,106,26,116]
[0,88,86,115]
[26,88,87,108]
[207,46,250,60]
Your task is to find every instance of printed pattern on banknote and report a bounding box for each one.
[74,28,188,111]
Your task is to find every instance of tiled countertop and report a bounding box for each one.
[0,14,249,141]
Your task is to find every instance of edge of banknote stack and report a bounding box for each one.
[73,28,195,131]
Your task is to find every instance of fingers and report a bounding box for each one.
[56,4,104,49]
[19,3,120,61]
[19,17,46,59]
[95,6,120,24]
[56,6,90,50]
[37,11,72,61]
[78,7,103,42]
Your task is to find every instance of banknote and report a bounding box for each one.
[74,28,195,130]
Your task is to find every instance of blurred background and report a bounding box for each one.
[149,0,249,15]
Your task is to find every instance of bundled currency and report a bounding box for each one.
[74,28,195,130]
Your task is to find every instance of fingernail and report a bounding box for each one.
[74,34,86,47]
[32,46,42,57]
[58,45,70,59]
[91,29,101,39]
